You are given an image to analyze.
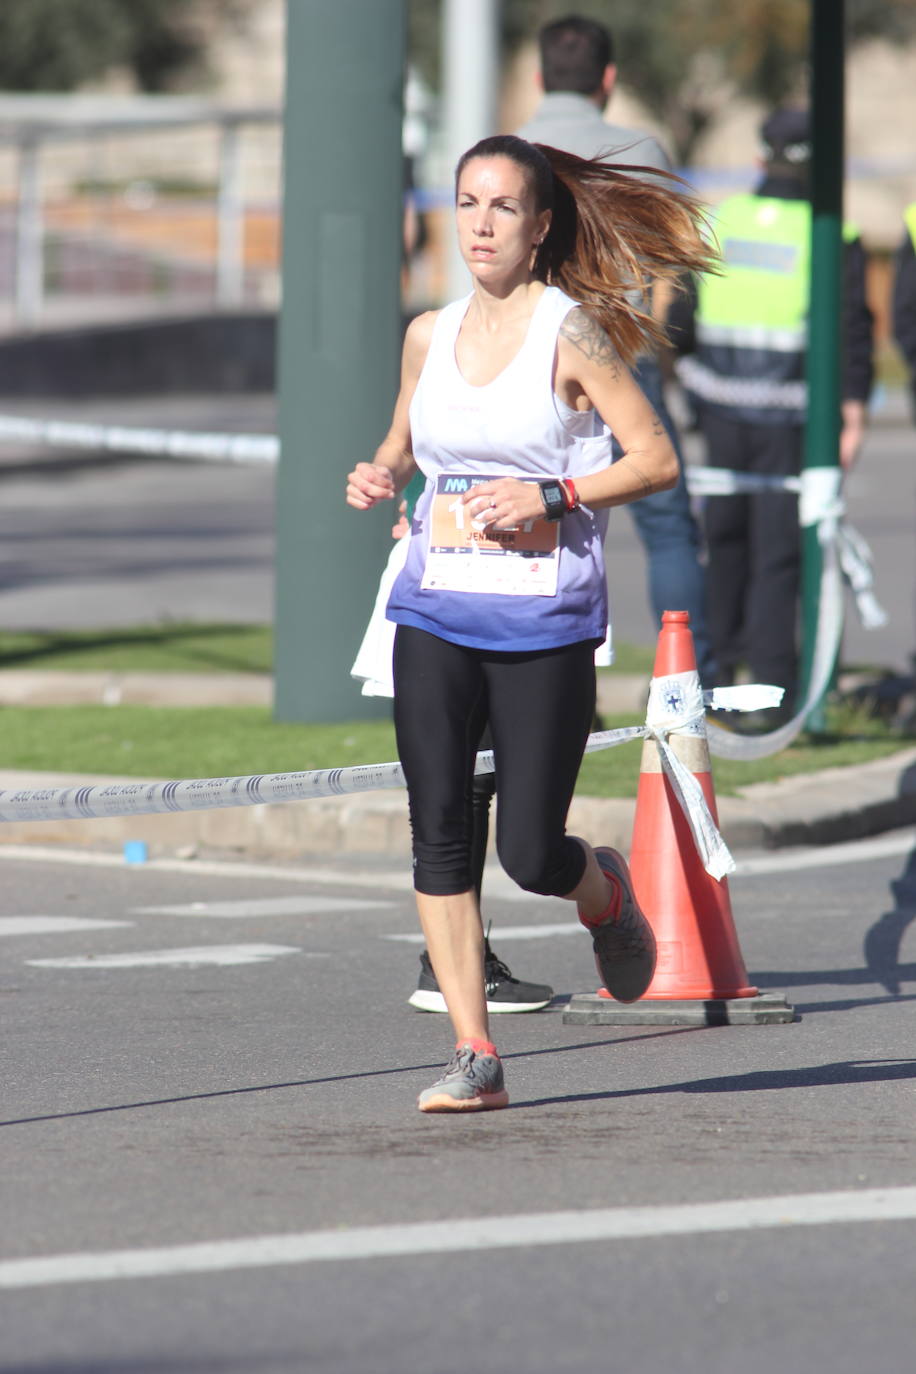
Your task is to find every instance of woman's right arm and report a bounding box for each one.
[345,312,435,510]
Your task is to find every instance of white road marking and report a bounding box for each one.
[0,917,133,937]
[2,1186,915,1289]
[134,895,391,918]
[386,921,581,944]
[26,943,304,969]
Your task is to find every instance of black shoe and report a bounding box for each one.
[408,948,553,1014]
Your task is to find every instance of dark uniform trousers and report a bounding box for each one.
[701,408,803,705]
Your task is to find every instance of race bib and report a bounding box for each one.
[421,473,559,597]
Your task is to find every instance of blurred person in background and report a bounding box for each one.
[892,201,916,710]
[516,13,717,687]
[669,106,873,726]
[892,202,916,422]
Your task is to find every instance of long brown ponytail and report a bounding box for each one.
[455,135,716,366]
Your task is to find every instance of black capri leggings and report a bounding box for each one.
[392,624,597,898]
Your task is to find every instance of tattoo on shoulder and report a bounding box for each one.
[560,309,621,377]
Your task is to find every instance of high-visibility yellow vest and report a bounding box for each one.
[681,194,860,419]
[697,195,810,349]
[905,203,916,252]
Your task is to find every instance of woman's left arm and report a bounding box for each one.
[463,310,678,528]
[557,311,679,510]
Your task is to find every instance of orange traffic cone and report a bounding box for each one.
[564,611,793,1026]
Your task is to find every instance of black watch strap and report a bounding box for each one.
[538,479,567,521]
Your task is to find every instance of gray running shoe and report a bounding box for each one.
[417,1044,509,1113]
[585,846,657,1003]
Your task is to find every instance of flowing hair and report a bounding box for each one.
[455,135,716,366]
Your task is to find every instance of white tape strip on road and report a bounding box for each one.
[2,1187,915,1288]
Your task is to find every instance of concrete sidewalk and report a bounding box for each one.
[2,669,916,862]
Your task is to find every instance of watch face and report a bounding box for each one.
[540,480,566,519]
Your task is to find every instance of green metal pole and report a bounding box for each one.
[274,0,406,721]
[800,0,844,730]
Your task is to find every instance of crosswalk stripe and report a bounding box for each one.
[0,917,132,937]
[385,921,581,944]
[3,1186,916,1289]
[134,896,391,918]
[26,943,305,969]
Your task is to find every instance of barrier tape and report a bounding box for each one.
[0,414,278,465]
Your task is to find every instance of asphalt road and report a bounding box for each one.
[3,835,916,1372]
[0,389,912,672]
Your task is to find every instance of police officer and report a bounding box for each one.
[670,107,873,722]
[892,201,916,422]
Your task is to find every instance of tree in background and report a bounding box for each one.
[0,0,245,93]
[410,0,916,165]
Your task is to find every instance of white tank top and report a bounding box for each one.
[387,285,613,652]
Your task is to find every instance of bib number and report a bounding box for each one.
[420,473,559,597]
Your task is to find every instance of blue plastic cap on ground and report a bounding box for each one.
[123,840,148,864]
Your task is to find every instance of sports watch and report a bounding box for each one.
[538,479,567,521]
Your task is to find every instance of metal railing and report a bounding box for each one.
[0,95,282,330]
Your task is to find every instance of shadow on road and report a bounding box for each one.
[514,1057,916,1109]
[0,1031,698,1129]
[863,804,916,995]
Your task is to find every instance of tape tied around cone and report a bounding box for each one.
[643,671,735,882]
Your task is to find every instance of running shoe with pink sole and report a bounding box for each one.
[417,1043,509,1113]
[584,846,657,1002]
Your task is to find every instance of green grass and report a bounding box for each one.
[0,707,398,780]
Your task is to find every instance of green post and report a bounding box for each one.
[274,0,406,721]
[800,0,845,730]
